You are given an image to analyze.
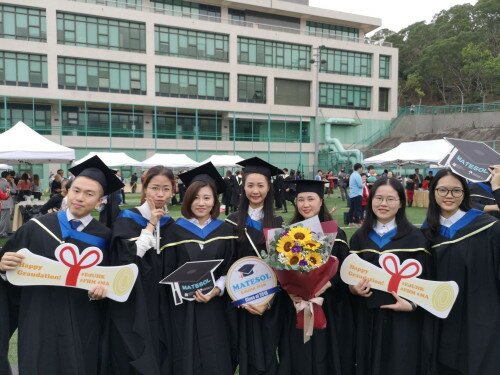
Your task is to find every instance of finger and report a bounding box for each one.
[362,291,373,298]
[380,303,397,309]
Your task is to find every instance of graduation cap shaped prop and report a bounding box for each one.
[440,138,500,183]
[160,259,223,305]
[69,155,124,196]
[178,162,226,195]
[238,264,255,277]
[237,157,283,177]
[291,179,326,198]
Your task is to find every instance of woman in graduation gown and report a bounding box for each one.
[349,177,432,375]
[162,162,236,375]
[279,180,355,375]
[422,169,500,375]
[225,157,285,375]
[104,166,176,375]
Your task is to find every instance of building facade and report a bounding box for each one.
[0,0,398,181]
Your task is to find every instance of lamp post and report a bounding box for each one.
[310,45,326,174]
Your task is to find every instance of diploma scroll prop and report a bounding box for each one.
[6,245,138,302]
[340,253,459,318]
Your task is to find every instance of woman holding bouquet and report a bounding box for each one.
[226,157,285,375]
[423,169,500,374]
[162,162,236,375]
[104,166,176,374]
[280,179,355,375]
[349,177,431,375]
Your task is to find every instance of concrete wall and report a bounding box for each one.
[392,112,500,136]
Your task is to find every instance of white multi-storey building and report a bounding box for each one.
[0,0,398,180]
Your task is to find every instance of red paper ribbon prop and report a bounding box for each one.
[55,244,103,286]
[379,253,422,293]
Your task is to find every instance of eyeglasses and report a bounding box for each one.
[372,196,400,205]
[147,186,171,193]
[435,187,464,198]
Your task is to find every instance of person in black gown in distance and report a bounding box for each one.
[422,169,500,375]
[105,166,176,375]
[349,177,431,375]
[226,157,284,375]
[0,155,124,375]
[162,162,236,375]
[279,180,355,375]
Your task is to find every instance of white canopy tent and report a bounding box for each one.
[364,139,453,165]
[73,152,142,167]
[0,164,13,170]
[0,121,75,163]
[140,153,199,169]
[200,154,244,168]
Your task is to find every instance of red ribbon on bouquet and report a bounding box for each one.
[380,254,421,293]
[55,244,102,286]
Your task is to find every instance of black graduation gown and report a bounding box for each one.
[162,218,236,375]
[0,275,18,375]
[469,182,500,219]
[226,212,285,375]
[0,212,111,375]
[102,208,174,375]
[349,225,431,375]
[279,229,355,375]
[427,210,500,374]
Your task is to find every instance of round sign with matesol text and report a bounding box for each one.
[226,256,280,307]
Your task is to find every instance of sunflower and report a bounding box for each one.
[303,240,321,252]
[288,226,312,245]
[306,252,323,267]
[286,251,303,266]
[276,235,294,254]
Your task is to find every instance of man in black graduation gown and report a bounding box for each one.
[0,156,124,375]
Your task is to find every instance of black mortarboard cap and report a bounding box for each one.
[292,179,326,198]
[161,259,223,283]
[237,157,283,177]
[178,162,226,194]
[238,264,255,277]
[444,138,500,182]
[69,155,124,196]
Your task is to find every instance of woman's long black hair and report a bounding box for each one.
[360,177,413,240]
[423,168,471,239]
[236,172,277,241]
[290,194,333,224]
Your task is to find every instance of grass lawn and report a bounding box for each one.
[6,191,428,365]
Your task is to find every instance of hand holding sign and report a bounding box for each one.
[340,253,459,318]
[6,244,138,302]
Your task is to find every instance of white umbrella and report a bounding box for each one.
[200,154,244,168]
[364,139,453,165]
[73,152,141,167]
[0,121,75,163]
[141,153,199,168]
[0,164,13,170]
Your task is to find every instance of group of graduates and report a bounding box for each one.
[0,155,500,375]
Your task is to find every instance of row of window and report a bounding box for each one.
[0,51,47,87]
[238,37,311,71]
[0,103,311,141]
[306,21,359,40]
[57,57,147,94]
[320,48,372,77]
[155,66,229,101]
[0,52,390,110]
[0,6,389,77]
[57,12,146,52]
[0,4,46,42]
[155,25,228,61]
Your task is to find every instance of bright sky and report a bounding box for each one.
[309,0,478,34]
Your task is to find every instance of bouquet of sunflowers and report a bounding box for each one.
[262,216,339,343]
